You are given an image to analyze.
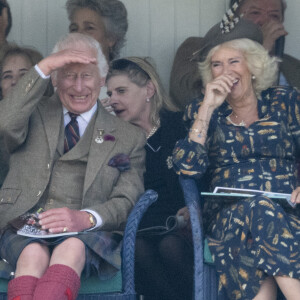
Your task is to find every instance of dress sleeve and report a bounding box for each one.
[172,98,210,178]
[287,88,300,158]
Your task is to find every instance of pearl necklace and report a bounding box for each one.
[146,119,160,139]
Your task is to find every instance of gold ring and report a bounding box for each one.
[63,227,68,233]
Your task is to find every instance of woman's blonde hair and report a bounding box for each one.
[199,38,279,96]
[106,57,179,126]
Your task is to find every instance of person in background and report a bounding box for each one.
[65,0,128,62]
[169,0,300,111]
[65,0,128,111]
[0,33,145,300]
[173,16,300,300]
[0,44,52,99]
[106,57,193,300]
[0,45,54,188]
[228,0,299,88]
[0,0,12,59]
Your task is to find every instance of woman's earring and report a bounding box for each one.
[146,98,150,102]
[252,75,256,80]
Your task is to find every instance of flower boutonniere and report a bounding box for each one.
[108,153,131,172]
[104,134,115,141]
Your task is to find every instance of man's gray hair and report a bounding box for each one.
[66,0,128,60]
[52,33,108,79]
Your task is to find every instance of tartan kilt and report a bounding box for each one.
[0,227,122,280]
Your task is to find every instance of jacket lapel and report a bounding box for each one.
[83,104,117,194]
[38,94,63,160]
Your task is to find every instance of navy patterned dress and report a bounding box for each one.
[173,86,300,299]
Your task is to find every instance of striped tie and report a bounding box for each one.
[64,112,80,153]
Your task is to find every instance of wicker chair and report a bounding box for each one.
[179,175,218,300]
[179,175,288,300]
[0,189,158,300]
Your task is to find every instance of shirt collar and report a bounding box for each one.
[63,102,98,123]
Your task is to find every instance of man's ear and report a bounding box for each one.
[146,80,156,99]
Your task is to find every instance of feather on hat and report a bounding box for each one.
[193,0,263,62]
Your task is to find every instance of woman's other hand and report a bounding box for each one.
[176,206,190,226]
[290,187,300,205]
[177,206,194,231]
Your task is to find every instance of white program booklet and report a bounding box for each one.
[202,187,296,208]
[17,225,78,238]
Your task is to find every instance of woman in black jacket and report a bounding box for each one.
[106,57,193,300]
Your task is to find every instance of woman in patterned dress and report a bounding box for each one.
[173,18,300,300]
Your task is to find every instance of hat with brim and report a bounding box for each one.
[196,18,263,62]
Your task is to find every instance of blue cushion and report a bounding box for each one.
[79,271,122,294]
[204,238,214,264]
[0,279,7,293]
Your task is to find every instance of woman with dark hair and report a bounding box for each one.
[106,57,193,300]
[0,45,47,99]
[66,0,128,62]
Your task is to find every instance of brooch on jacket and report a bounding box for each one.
[108,153,131,172]
[95,129,116,144]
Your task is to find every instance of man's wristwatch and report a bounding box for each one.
[87,212,96,228]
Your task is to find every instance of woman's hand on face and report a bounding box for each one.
[38,207,91,233]
[203,74,235,110]
[291,187,300,205]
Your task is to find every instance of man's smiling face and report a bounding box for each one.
[53,48,104,114]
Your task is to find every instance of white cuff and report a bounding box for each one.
[34,64,50,79]
[81,209,103,231]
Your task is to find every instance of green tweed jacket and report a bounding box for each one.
[0,67,146,231]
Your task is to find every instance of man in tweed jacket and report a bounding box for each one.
[0,33,145,300]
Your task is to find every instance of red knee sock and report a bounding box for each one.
[8,275,38,300]
[33,264,80,300]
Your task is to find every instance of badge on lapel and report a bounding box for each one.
[95,128,116,144]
